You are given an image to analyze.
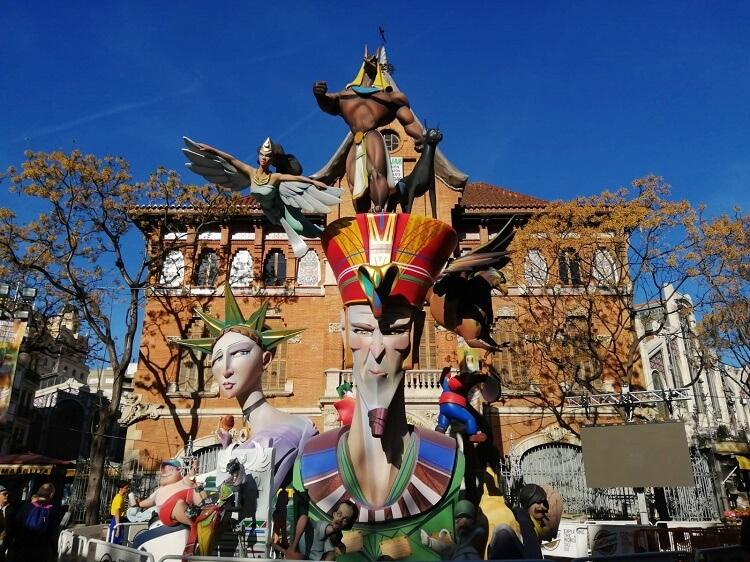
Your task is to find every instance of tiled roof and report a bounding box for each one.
[130,196,261,211]
[460,182,548,210]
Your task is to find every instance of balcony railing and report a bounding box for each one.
[324,369,444,400]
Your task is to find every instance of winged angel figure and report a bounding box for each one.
[182,137,343,257]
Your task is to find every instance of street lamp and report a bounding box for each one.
[0,283,37,320]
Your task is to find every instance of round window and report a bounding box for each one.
[382,130,401,153]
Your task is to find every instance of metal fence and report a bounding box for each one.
[67,459,123,524]
[68,442,719,525]
[500,443,720,521]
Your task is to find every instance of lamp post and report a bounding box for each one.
[0,283,37,320]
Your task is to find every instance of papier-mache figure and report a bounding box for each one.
[131,458,204,556]
[175,285,318,494]
[293,212,462,561]
[182,137,343,258]
[436,343,493,443]
[333,381,356,427]
[312,47,424,213]
[486,484,563,560]
[174,286,318,556]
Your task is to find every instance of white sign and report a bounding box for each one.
[390,156,404,182]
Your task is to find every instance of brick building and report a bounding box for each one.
[123,60,642,520]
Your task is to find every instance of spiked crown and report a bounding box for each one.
[173,285,304,354]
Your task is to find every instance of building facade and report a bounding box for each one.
[635,284,750,512]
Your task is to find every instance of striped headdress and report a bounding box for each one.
[322,213,457,317]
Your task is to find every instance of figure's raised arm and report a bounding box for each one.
[183,136,253,192]
[192,142,256,179]
[394,101,425,151]
[313,81,341,116]
[273,172,330,190]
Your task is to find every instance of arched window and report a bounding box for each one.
[592,248,618,286]
[194,251,219,286]
[159,250,185,287]
[296,250,321,286]
[263,249,287,286]
[524,250,548,286]
[265,340,288,392]
[563,316,599,388]
[382,130,401,153]
[559,248,582,286]
[229,250,253,287]
[492,317,528,388]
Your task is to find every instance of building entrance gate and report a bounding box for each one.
[500,443,719,521]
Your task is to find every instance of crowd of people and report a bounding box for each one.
[0,482,65,562]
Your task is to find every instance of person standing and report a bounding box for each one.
[107,481,130,545]
[0,485,11,561]
[6,482,63,562]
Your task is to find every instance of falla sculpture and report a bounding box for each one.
[136,38,523,561]
[160,286,317,557]
[312,45,424,213]
[292,212,462,561]
[183,136,343,258]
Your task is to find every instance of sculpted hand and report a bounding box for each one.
[313,81,328,97]
[414,135,425,153]
[194,142,216,154]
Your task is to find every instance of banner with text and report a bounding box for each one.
[0,319,26,423]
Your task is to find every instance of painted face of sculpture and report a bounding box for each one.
[159,463,183,486]
[346,303,413,435]
[257,151,272,170]
[528,497,549,523]
[211,330,272,405]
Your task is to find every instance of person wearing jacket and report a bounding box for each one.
[6,483,64,562]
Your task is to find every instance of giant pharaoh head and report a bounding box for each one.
[323,213,457,436]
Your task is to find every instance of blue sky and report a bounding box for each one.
[1,2,749,359]
[2,1,748,212]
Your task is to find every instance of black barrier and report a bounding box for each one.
[573,551,693,562]
[694,546,743,562]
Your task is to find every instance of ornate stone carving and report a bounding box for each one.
[297,250,321,286]
[495,306,516,319]
[229,249,253,287]
[541,425,571,443]
[119,393,164,426]
[328,322,342,333]
[322,405,340,431]
[231,231,255,240]
[405,410,438,429]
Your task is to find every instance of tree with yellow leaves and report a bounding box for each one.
[692,209,750,388]
[505,175,702,432]
[0,150,227,524]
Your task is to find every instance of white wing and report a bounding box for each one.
[278,180,343,214]
[182,136,249,191]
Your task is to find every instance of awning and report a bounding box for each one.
[737,455,750,471]
[0,464,54,475]
[0,453,72,476]
[713,442,750,455]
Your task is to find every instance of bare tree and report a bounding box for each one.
[0,149,225,523]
